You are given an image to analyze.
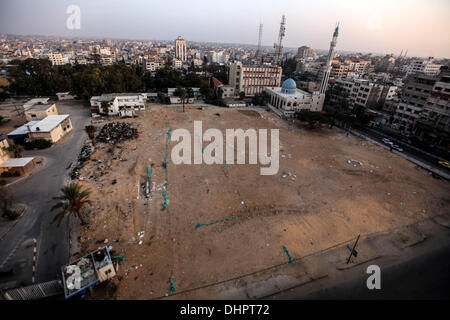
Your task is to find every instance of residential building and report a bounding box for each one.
[392,73,436,132]
[212,77,235,98]
[296,46,315,59]
[175,36,187,62]
[24,103,58,121]
[47,52,65,65]
[417,69,450,137]
[405,57,442,77]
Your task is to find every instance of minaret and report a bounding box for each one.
[319,23,339,95]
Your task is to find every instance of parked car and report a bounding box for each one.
[393,145,403,152]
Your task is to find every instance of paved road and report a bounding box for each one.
[352,125,450,176]
[0,101,90,288]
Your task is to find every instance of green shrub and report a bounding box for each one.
[23,139,52,150]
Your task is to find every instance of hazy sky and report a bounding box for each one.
[0,0,449,58]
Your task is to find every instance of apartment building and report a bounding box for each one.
[417,70,450,137]
[47,52,65,65]
[392,73,436,132]
[404,58,442,77]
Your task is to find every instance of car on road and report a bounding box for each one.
[438,161,450,169]
[393,145,403,152]
[382,138,394,146]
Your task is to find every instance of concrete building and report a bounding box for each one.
[56,92,75,100]
[265,78,325,118]
[229,61,282,96]
[296,46,315,59]
[90,93,146,116]
[405,58,442,77]
[0,138,10,163]
[24,103,58,121]
[212,77,235,98]
[23,98,50,111]
[47,52,65,66]
[175,36,187,62]
[334,78,396,110]
[0,157,37,176]
[27,115,72,143]
[173,59,183,69]
[417,69,450,138]
[392,73,436,132]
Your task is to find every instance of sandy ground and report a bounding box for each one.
[0,99,29,136]
[73,105,449,299]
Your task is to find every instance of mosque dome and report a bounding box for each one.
[281,78,296,94]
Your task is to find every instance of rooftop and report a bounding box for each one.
[0,157,34,168]
[23,98,49,110]
[29,115,69,133]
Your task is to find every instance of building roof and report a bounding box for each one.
[212,77,224,87]
[29,115,69,133]
[26,103,55,112]
[23,98,49,110]
[0,157,34,168]
[7,120,42,137]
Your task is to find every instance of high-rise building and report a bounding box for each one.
[417,68,450,137]
[229,61,282,96]
[404,57,442,77]
[296,46,315,59]
[392,73,436,132]
[319,23,339,94]
[175,36,187,62]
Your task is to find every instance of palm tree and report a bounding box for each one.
[174,87,194,112]
[51,182,91,226]
[174,87,187,112]
[100,101,109,115]
[4,144,25,158]
[85,125,96,140]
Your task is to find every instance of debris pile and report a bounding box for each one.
[96,122,138,144]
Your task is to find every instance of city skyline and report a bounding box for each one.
[0,0,449,58]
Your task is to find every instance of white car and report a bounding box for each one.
[393,145,403,152]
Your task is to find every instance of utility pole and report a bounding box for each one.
[273,14,286,66]
[346,234,360,264]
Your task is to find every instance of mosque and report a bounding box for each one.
[264,78,325,118]
[264,24,339,118]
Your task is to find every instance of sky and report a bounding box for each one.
[0,0,449,58]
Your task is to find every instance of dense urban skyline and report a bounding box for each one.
[0,0,449,58]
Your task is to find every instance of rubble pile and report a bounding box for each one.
[96,122,138,144]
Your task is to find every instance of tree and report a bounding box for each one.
[100,101,109,115]
[51,182,91,226]
[239,91,245,100]
[174,86,193,112]
[85,125,96,140]
[4,144,24,158]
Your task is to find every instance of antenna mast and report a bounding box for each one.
[255,23,263,62]
[273,14,286,65]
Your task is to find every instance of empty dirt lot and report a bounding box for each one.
[74,105,449,299]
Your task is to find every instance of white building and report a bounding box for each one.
[175,36,187,62]
[47,52,66,66]
[264,78,325,118]
[90,93,146,117]
[405,58,442,77]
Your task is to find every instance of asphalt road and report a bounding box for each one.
[351,125,450,176]
[0,101,90,288]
